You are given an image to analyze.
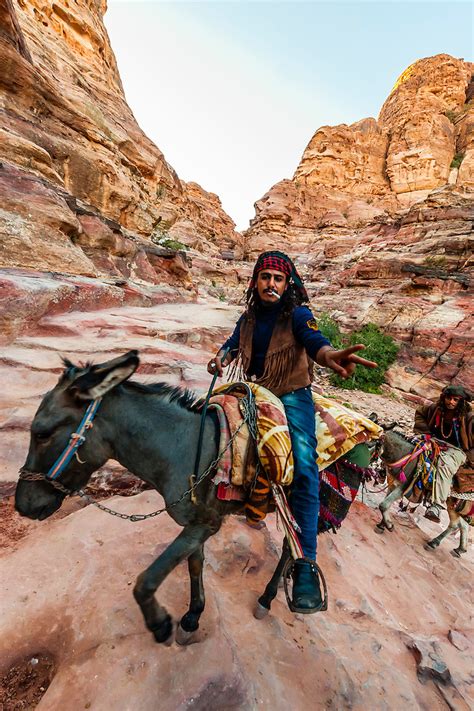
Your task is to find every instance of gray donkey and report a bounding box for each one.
[16,350,243,645]
[376,429,471,557]
[16,350,370,644]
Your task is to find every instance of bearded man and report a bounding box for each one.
[207,250,377,613]
[414,385,473,523]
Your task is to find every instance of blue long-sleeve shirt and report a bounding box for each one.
[221,304,331,378]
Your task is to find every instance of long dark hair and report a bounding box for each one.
[244,281,308,320]
[439,391,471,418]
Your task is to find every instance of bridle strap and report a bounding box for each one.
[46,398,102,480]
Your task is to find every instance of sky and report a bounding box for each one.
[105,1,473,229]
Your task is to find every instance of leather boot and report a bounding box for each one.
[292,559,323,613]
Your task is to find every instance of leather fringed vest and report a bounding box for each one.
[236,313,313,397]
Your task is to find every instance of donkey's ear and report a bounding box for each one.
[68,351,140,400]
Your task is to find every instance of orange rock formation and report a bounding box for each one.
[0,2,472,401]
[0,0,239,277]
[246,55,473,397]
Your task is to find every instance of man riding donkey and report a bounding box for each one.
[413,385,473,523]
[207,251,377,614]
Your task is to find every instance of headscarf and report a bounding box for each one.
[247,250,308,302]
[442,385,471,402]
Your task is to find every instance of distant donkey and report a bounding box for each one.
[375,429,472,557]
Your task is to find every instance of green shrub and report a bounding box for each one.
[450,152,464,169]
[443,109,457,123]
[317,314,399,393]
[317,312,344,349]
[152,235,188,251]
[423,254,446,268]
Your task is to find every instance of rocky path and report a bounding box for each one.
[0,298,473,710]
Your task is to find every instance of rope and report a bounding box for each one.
[271,483,303,560]
[239,387,262,496]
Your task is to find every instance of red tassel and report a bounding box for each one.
[399,471,407,483]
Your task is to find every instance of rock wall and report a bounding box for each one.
[305,187,473,397]
[379,55,474,199]
[0,0,239,277]
[245,54,473,397]
[247,54,473,249]
[295,117,392,198]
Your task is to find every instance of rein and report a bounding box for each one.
[193,347,230,481]
[20,424,244,522]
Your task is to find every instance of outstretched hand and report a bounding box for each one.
[318,344,377,379]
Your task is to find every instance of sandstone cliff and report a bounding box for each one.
[1,25,473,706]
[245,55,473,397]
[247,55,473,247]
[0,0,239,279]
[0,3,472,400]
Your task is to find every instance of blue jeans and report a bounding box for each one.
[280,386,319,560]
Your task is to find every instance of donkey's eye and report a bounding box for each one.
[35,432,51,443]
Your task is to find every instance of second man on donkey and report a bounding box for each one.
[414,385,473,522]
[207,250,377,613]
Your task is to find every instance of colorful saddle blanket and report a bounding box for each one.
[319,442,372,532]
[205,382,382,528]
[451,468,474,522]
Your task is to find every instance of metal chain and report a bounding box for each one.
[19,406,250,523]
[240,389,263,495]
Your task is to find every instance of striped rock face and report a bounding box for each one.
[0,0,239,276]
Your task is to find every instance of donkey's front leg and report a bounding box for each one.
[176,545,205,645]
[134,525,214,644]
[375,483,404,533]
[425,523,454,551]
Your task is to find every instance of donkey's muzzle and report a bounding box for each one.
[14,478,63,520]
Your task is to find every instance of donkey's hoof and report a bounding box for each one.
[450,548,464,558]
[151,615,174,644]
[424,541,437,551]
[375,519,394,533]
[254,601,270,620]
[176,624,199,646]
